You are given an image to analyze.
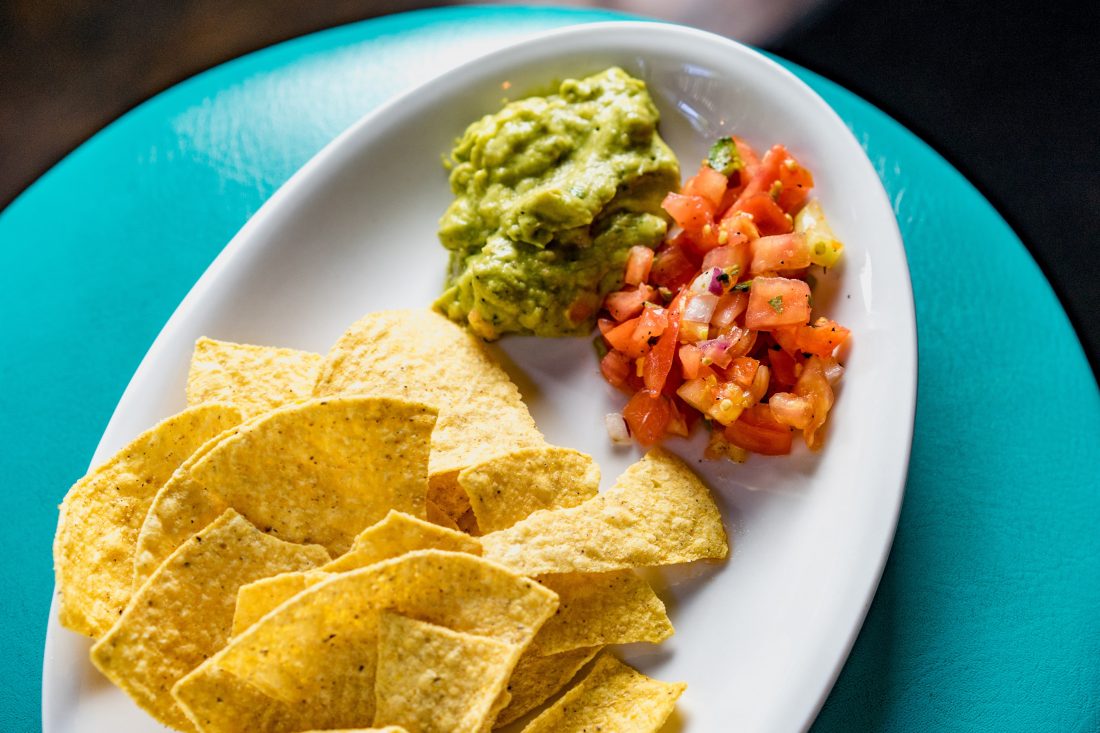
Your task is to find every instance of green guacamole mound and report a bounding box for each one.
[434,67,680,339]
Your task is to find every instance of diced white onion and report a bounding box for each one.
[605,412,631,444]
[823,360,845,385]
[683,292,718,323]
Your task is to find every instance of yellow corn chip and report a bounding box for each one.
[481,449,728,575]
[174,661,317,733]
[312,309,545,479]
[426,474,474,530]
[232,511,482,635]
[300,730,410,732]
[494,646,602,727]
[54,403,242,638]
[425,497,463,531]
[90,509,329,731]
[459,447,600,534]
[519,652,685,733]
[326,510,481,572]
[530,570,672,656]
[213,550,558,725]
[186,337,322,417]
[373,612,518,733]
[134,397,436,582]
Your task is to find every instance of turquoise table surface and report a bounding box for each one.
[2,6,1097,731]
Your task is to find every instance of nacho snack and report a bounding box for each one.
[494,646,602,727]
[134,397,436,582]
[232,512,482,635]
[519,652,685,733]
[54,403,242,637]
[482,448,728,575]
[186,337,322,417]
[300,730,409,732]
[425,497,463,531]
[90,509,329,730]
[530,570,672,656]
[373,612,517,733]
[460,447,600,534]
[214,550,557,725]
[312,309,545,480]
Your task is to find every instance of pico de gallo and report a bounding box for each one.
[597,137,851,461]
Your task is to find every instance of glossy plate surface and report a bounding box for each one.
[43,21,915,733]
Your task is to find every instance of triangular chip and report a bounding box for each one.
[481,449,728,575]
[519,652,685,733]
[373,613,518,733]
[212,550,558,726]
[232,512,482,635]
[186,337,322,417]
[494,646,602,727]
[326,510,481,572]
[90,509,329,730]
[459,446,600,534]
[174,662,316,733]
[134,397,436,581]
[54,403,242,637]
[530,570,672,656]
[312,310,545,480]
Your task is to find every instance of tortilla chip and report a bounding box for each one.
[426,474,475,530]
[493,646,602,727]
[300,730,410,732]
[519,652,685,733]
[232,512,482,635]
[425,497,462,531]
[213,550,558,725]
[134,397,436,583]
[530,570,672,656]
[312,309,545,479]
[326,510,481,572]
[174,661,317,733]
[373,612,518,733]
[54,403,242,637]
[90,509,329,730]
[459,446,600,534]
[481,449,728,575]
[186,337,322,417]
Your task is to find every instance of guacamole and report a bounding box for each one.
[434,67,680,339]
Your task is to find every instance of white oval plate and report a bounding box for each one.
[43,21,915,733]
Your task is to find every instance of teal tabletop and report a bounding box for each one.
[2,6,1097,731]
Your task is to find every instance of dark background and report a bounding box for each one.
[2,0,1097,374]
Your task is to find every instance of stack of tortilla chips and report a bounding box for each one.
[54,309,728,732]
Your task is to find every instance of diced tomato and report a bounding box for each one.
[702,242,751,281]
[677,377,717,414]
[604,316,650,359]
[600,350,631,388]
[632,304,669,342]
[665,397,690,437]
[604,284,654,322]
[727,357,759,391]
[724,403,794,455]
[699,338,734,368]
[795,318,851,357]
[650,240,698,290]
[662,192,715,233]
[678,343,703,379]
[711,291,748,329]
[749,233,811,275]
[777,156,814,213]
[771,326,801,356]
[622,389,672,445]
[643,294,682,393]
[597,317,616,336]
[732,136,761,184]
[624,246,655,286]
[731,145,786,205]
[767,345,800,386]
[567,292,599,325]
[716,210,760,246]
[735,193,792,236]
[682,163,728,208]
[745,277,811,330]
[768,392,813,429]
[795,355,835,450]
